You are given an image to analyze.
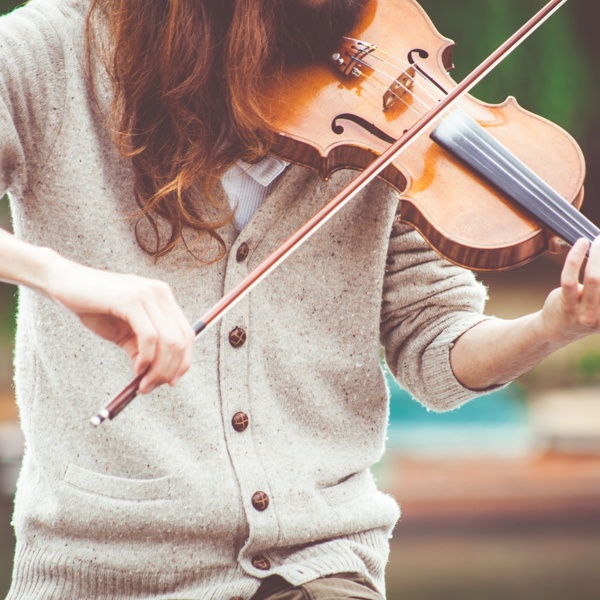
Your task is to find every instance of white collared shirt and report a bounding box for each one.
[221,156,289,230]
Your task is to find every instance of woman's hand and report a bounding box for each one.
[538,237,600,344]
[45,256,195,394]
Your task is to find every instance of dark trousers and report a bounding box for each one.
[250,572,383,600]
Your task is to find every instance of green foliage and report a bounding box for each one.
[574,349,600,383]
[0,200,15,343]
[0,1,20,16]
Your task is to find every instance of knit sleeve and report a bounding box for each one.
[0,0,67,198]
[380,217,498,412]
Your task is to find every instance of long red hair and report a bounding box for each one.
[87,0,366,260]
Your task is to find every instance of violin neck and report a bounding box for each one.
[431,109,598,247]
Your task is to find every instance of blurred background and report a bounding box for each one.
[1,0,600,598]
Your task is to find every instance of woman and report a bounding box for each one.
[1,0,598,598]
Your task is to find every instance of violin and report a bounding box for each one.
[263,0,593,271]
[91,0,597,425]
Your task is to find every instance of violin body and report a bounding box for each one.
[263,0,586,271]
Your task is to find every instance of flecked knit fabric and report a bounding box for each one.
[1,1,493,598]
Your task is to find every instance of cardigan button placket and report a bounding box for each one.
[221,235,280,570]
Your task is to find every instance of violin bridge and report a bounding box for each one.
[383,68,416,111]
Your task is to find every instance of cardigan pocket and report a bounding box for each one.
[62,462,172,502]
[317,469,376,506]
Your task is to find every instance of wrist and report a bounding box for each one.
[37,249,85,301]
[530,307,581,348]
[24,245,68,298]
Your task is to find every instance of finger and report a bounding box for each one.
[151,284,195,386]
[169,311,195,386]
[167,329,194,386]
[138,315,182,393]
[579,237,600,327]
[117,303,159,376]
[560,238,589,306]
[151,283,195,384]
[137,290,192,393]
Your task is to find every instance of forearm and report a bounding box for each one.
[449,313,567,391]
[0,227,60,294]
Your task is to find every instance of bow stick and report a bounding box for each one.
[91,0,567,426]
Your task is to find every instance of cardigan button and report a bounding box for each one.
[229,327,247,348]
[236,242,250,262]
[229,597,244,600]
[252,555,271,570]
[232,412,249,432]
[251,491,269,511]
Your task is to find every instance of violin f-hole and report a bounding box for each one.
[408,48,448,95]
[331,113,396,144]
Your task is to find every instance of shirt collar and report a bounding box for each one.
[237,156,289,187]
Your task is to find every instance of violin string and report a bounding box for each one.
[349,75,403,120]
[359,72,425,120]
[347,51,595,243]
[350,55,439,115]
[350,40,442,101]
[338,42,594,242]
[356,44,443,106]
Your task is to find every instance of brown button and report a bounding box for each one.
[232,412,249,432]
[251,491,269,511]
[252,555,271,570]
[228,327,247,348]
[236,242,250,262]
[229,597,244,600]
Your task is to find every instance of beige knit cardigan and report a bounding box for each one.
[1,1,490,598]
